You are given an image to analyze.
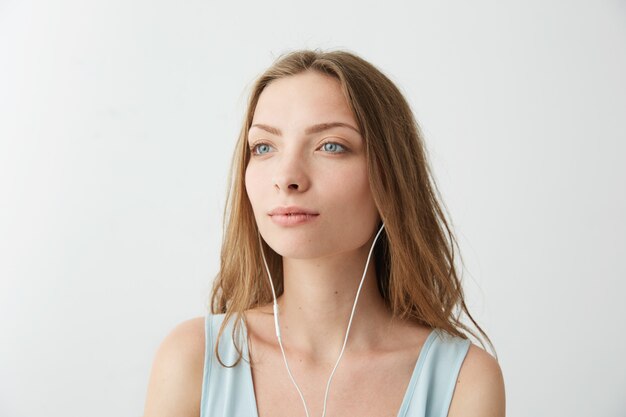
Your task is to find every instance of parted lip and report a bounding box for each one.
[268,206,319,216]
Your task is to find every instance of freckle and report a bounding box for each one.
[334,291,338,295]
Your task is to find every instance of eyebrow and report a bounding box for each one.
[249,122,361,136]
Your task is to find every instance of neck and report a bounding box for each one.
[273,242,392,364]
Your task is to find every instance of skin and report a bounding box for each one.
[244,70,391,362]
[142,70,506,417]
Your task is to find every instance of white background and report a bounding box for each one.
[1,1,625,416]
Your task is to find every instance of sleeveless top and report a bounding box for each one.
[200,313,471,417]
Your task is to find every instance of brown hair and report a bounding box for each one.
[210,48,496,367]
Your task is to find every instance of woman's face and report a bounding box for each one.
[245,70,380,260]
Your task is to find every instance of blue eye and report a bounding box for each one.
[249,141,347,156]
[250,143,274,155]
[321,142,346,153]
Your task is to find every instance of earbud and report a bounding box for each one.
[258,222,385,417]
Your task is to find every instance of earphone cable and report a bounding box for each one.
[258,223,385,417]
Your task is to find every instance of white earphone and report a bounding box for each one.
[258,222,386,417]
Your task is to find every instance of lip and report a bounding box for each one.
[268,206,319,216]
[268,206,319,227]
[270,213,319,226]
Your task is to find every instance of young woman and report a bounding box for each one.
[143,49,506,417]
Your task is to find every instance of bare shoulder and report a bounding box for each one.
[447,342,506,417]
[143,316,206,417]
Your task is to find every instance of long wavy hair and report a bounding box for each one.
[210,48,496,367]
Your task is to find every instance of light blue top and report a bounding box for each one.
[200,313,470,417]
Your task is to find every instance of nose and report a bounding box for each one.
[272,151,310,193]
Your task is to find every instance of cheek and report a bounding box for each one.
[322,164,377,223]
[244,165,262,209]
[333,163,371,202]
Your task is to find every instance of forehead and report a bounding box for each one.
[252,71,356,127]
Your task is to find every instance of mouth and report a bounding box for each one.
[269,212,319,226]
[268,206,319,216]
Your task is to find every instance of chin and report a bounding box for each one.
[261,235,327,260]
[267,243,322,260]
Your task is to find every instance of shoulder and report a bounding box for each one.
[447,342,506,417]
[143,316,206,417]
